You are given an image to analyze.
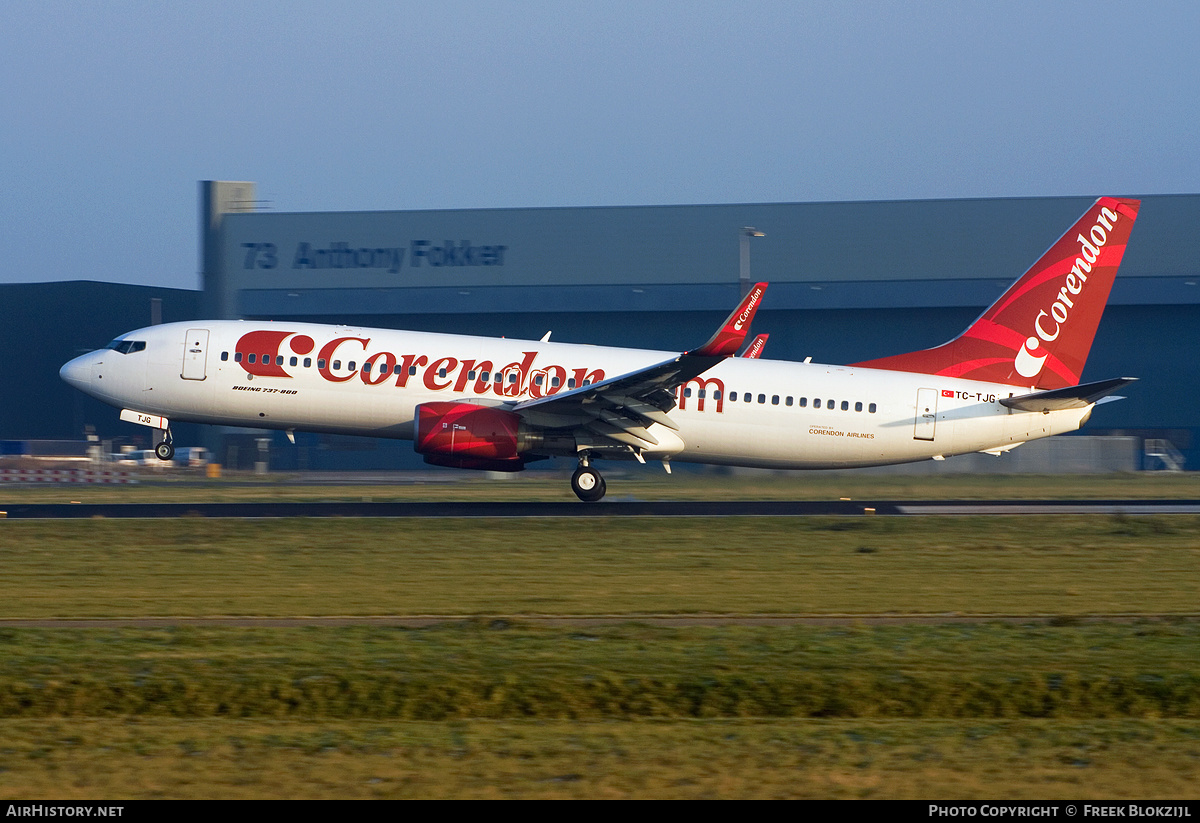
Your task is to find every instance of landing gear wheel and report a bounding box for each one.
[571,465,606,502]
[154,441,175,461]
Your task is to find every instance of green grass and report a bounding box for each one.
[1,516,1198,617]
[2,718,1198,799]
[0,623,1197,720]
[2,510,1199,797]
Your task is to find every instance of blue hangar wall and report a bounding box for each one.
[201,183,1200,470]
[0,281,201,447]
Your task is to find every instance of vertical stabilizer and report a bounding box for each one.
[852,197,1140,389]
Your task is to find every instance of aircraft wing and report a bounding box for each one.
[511,283,767,449]
[999,377,1138,412]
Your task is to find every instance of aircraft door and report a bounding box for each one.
[913,387,937,441]
[181,329,210,381]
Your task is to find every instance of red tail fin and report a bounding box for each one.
[852,197,1140,389]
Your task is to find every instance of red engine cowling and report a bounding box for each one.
[414,402,527,471]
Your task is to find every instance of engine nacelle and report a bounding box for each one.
[414,402,531,471]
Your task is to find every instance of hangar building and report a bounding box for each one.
[6,182,1194,471]
[198,181,1199,470]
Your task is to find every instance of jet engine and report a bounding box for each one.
[413,402,537,472]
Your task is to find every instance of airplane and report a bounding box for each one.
[60,197,1140,501]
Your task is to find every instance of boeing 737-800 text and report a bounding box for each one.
[60,197,1140,500]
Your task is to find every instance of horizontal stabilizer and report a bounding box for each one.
[979,442,1024,456]
[1000,377,1137,412]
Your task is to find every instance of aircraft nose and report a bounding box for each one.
[59,352,93,391]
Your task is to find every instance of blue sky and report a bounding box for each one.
[3,0,1198,289]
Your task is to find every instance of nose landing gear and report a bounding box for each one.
[570,458,606,502]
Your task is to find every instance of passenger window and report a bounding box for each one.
[332,361,341,370]
[786,396,793,406]
[698,389,705,399]
[855,402,863,412]
[510,374,518,383]
[799,397,807,408]
[363,363,372,374]
[290,356,298,367]
[568,378,577,389]
[684,388,693,398]
[469,370,478,380]
[348,361,356,371]
[318,359,326,369]
[276,355,284,366]
[409,366,417,375]
[758,394,766,404]
[248,354,256,364]
[551,376,560,387]
[813,398,820,408]
[841,401,849,411]
[438,368,447,378]
[730,392,738,402]
[771,395,779,405]
[481,372,490,382]
[869,403,877,413]
[220,352,228,362]
[713,390,721,400]
[234,352,243,362]
[304,358,312,368]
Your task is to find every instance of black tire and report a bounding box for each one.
[154,441,175,461]
[571,466,606,502]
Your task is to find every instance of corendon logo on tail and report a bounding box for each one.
[1014,205,1121,379]
[733,287,763,331]
[232,330,625,403]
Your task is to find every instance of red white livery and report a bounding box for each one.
[61,198,1140,500]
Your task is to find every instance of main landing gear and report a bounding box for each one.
[154,429,175,462]
[571,457,606,502]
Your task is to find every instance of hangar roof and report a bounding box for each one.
[209,193,1200,317]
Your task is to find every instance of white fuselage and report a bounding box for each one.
[60,320,1092,469]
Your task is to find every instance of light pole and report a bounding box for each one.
[740,227,765,297]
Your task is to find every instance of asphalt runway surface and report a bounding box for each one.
[2,499,1200,518]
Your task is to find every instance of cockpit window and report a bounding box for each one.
[105,340,146,354]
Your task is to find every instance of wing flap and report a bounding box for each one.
[601,395,681,431]
[585,418,658,448]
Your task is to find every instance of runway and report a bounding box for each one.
[2,499,1199,518]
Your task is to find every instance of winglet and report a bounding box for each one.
[741,334,769,359]
[689,283,768,357]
